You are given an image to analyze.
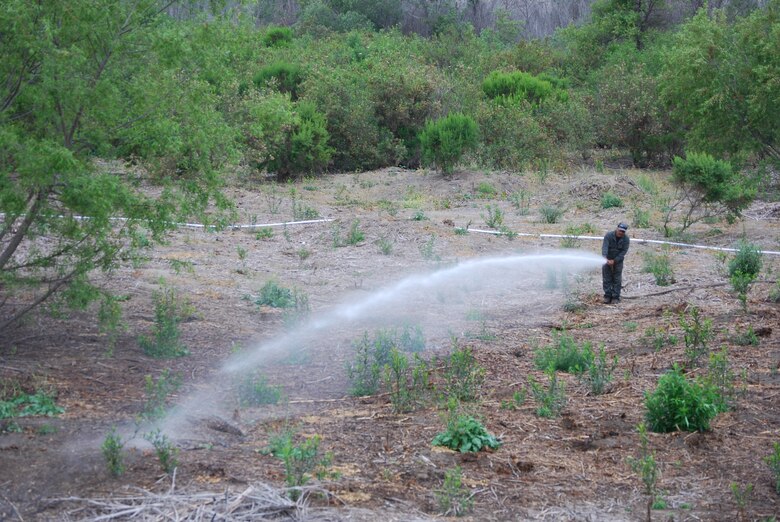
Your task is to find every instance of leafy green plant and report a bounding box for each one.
[102,428,125,477]
[729,241,763,311]
[253,61,304,99]
[436,466,473,516]
[509,190,531,215]
[347,330,397,396]
[627,423,662,522]
[633,208,651,228]
[731,482,754,521]
[680,306,713,367]
[420,234,440,261]
[644,365,721,433]
[0,388,64,419]
[539,205,564,224]
[765,442,780,494]
[264,431,333,500]
[476,182,497,198]
[533,330,593,374]
[138,285,191,358]
[641,325,678,351]
[376,237,394,255]
[500,389,527,410]
[144,429,179,474]
[642,252,676,286]
[582,345,618,395]
[411,210,428,221]
[432,414,500,453]
[482,70,561,105]
[420,113,479,174]
[444,341,485,402]
[237,373,283,406]
[254,280,295,308]
[601,192,623,209]
[731,325,759,347]
[262,25,293,48]
[529,366,567,418]
[702,347,737,412]
[383,349,429,413]
[482,204,504,229]
[255,227,274,240]
[141,369,182,422]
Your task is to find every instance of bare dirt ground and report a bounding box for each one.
[1,166,779,521]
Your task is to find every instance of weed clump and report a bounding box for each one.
[533,330,593,374]
[642,252,675,286]
[529,366,567,418]
[237,373,283,406]
[729,241,762,311]
[102,428,125,477]
[138,285,191,358]
[432,413,500,453]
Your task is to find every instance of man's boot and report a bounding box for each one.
[603,296,612,304]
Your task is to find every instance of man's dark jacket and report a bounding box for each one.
[602,231,630,264]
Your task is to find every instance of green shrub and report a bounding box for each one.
[642,252,675,286]
[481,204,504,229]
[633,208,651,228]
[627,423,662,522]
[263,431,333,499]
[582,345,618,395]
[482,70,559,105]
[138,286,191,358]
[237,373,283,406]
[533,330,593,373]
[347,328,423,396]
[420,113,478,174]
[382,350,430,413]
[729,241,762,310]
[436,466,473,516]
[601,192,623,209]
[529,366,567,418]
[254,62,304,99]
[0,387,64,419]
[432,414,501,453]
[680,306,713,367]
[263,26,293,48]
[444,342,485,402]
[144,429,179,474]
[644,366,721,432]
[141,369,182,422]
[540,205,564,223]
[102,428,125,477]
[255,280,295,308]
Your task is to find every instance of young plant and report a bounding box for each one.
[420,113,479,174]
[255,227,274,240]
[601,192,623,209]
[254,280,295,308]
[729,241,762,311]
[482,204,504,229]
[702,347,736,412]
[144,429,179,474]
[633,208,651,228]
[237,372,283,406]
[529,366,567,418]
[444,341,485,402]
[765,442,780,494]
[346,219,365,245]
[509,190,531,215]
[138,285,191,358]
[383,350,429,413]
[435,466,473,516]
[539,205,564,224]
[644,365,721,432]
[432,413,501,453]
[376,236,394,255]
[627,423,662,522]
[102,428,125,477]
[500,389,527,410]
[533,330,593,374]
[642,252,675,286]
[141,369,182,422]
[730,482,753,522]
[680,306,713,367]
[582,345,618,395]
[346,330,394,396]
[420,234,440,261]
[264,431,333,500]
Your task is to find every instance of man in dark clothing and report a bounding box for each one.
[602,222,630,304]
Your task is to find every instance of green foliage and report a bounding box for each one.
[642,252,676,286]
[664,152,755,236]
[729,241,763,310]
[419,234,440,261]
[509,190,531,215]
[435,466,473,516]
[500,389,527,410]
[346,219,365,245]
[529,366,567,418]
[534,330,594,374]
[633,208,651,228]
[444,341,486,402]
[382,349,430,413]
[141,369,182,422]
[644,365,721,432]
[660,5,780,163]
[138,286,191,358]
[254,62,304,99]
[482,205,504,229]
[432,414,501,453]
[420,113,479,174]
[237,373,283,406]
[731,325,759,347]
[347,327,424,396]
[641,324,678,351]
[702,347,737,412]
[583,345,618,395]
[144,429,179,474]
[255,280,295,308]
[680,306,714,367]
[601,192,624,209]
[264,431,333,499]
[263,26,294,48]
[482,70,562,105]
[0,388,64,419]
[627,423,662,522]
[765,442,780,494]
[102,428,125,478]
[540,205,564,224]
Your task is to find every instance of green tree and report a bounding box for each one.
[0,1,233,331]
[660,3,780,164]
[420,113,478,174]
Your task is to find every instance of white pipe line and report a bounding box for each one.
[465,228,780,256]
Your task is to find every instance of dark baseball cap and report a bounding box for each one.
[617,222,629,231]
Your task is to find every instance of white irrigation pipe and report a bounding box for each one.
[465,228,780,256]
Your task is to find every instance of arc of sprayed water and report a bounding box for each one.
[222,252,603,374]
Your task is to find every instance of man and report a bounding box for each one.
[602,222,630,304]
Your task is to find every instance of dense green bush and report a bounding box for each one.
[420,113,478,174]
[432,414,501,453]
[263,26,294,48]
[482,70,558,105]
[644,366,722,433]
[254,62,305,100]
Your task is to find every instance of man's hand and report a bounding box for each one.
[606,259,615,266]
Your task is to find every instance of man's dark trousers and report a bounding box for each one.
[602,262,623,300]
